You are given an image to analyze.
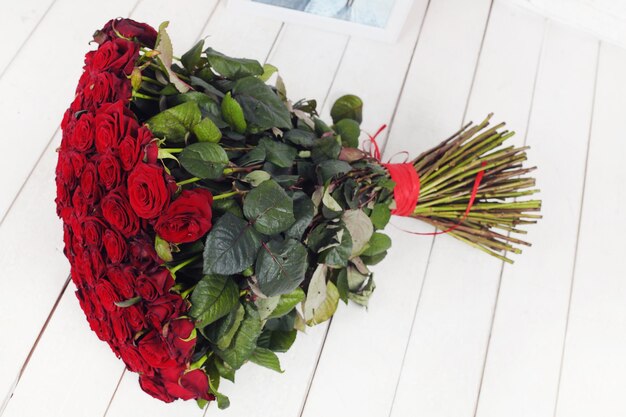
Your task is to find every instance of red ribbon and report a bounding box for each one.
[364,125,487,235]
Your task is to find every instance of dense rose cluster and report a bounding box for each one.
[55,19,213,403]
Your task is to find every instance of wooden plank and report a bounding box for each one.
[554,42,626,417]
[266,24,349,104]
[202,1,283,62]
[388,2,546,417]
[0,0,147,221]
[0,0,55,76]
[475,22,598,417]
[1,285,125,417]
[0,0,140,409]
[0,2,218,415]
[297,1,431,417]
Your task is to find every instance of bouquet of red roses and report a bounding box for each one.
[55,18,541,408]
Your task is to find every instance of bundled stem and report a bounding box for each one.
[407,114,541,263]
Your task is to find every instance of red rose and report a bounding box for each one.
[161,367,212,401]
[79,162,101,205]
[82,72,130,108]
[95,101,139,153]
[95,279,120,312]
[101,187,140,237]
[96,18,158,48]
[136,269,174,302]
[110,309,132,343]
[103,229,127,263]
[118,126,153,171]
[145,294,184,330]
[55,150,86,187]
[179,370,212,400]
[96,152,123,190]
[128,233,161,270]
[81,216,106,248]
[71,187,88,218]
[139,374,176,403]
[154,189,213,243]
[107,265,134,299]
[90,38,138,75]
[119,345,153,375]
[127,162,170,219]
[125,303,146,332]
[138,330,176,368]
[69,112,95,151]
[165,318,196,361]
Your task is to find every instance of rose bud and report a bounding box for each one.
[154,189,213,244]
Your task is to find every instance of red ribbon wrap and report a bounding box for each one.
[365,125,487,235]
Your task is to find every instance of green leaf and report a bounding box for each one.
[259,63,278,82]
[205,47,264,79]
[303,264,339,326]
[269,287,305,319]
[284,129,316,148]
[216,392,231,410]
[361,232,392,257]
[170,92,226,128]
[193,117,222,142]
[114,296,141,308]
[259,137,297,168]
[221,92,247,134]
[318,160,352,183]
[311,135,341,163]
[179,142,229,179]
[361,251,388,266]
[233,76,292,132]
[256,239,308,297]
[244,170,271,187]
[342,209,374,257]
[334,119,361,147]
[237,146,266,166]
[268,329,297,352]
[250,347,283,372]
[370,203,391,229]
[320,227,352,268]
[215,303,262,370]
[214,357,235,382]
[203,213,263,275]
[181,40,204,71]
[190,274,239,328]
[348,273,376,307]
[336,268,349,304]
[146,101,201,142]
[330,94,363,124]
[285,192,315,240]
[321,187,342,212]
[213,304,246,350]
[243,179,295,235]
[256,296,280,321]
[155,22,190,93]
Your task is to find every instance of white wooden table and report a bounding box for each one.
[1,1,624,416]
